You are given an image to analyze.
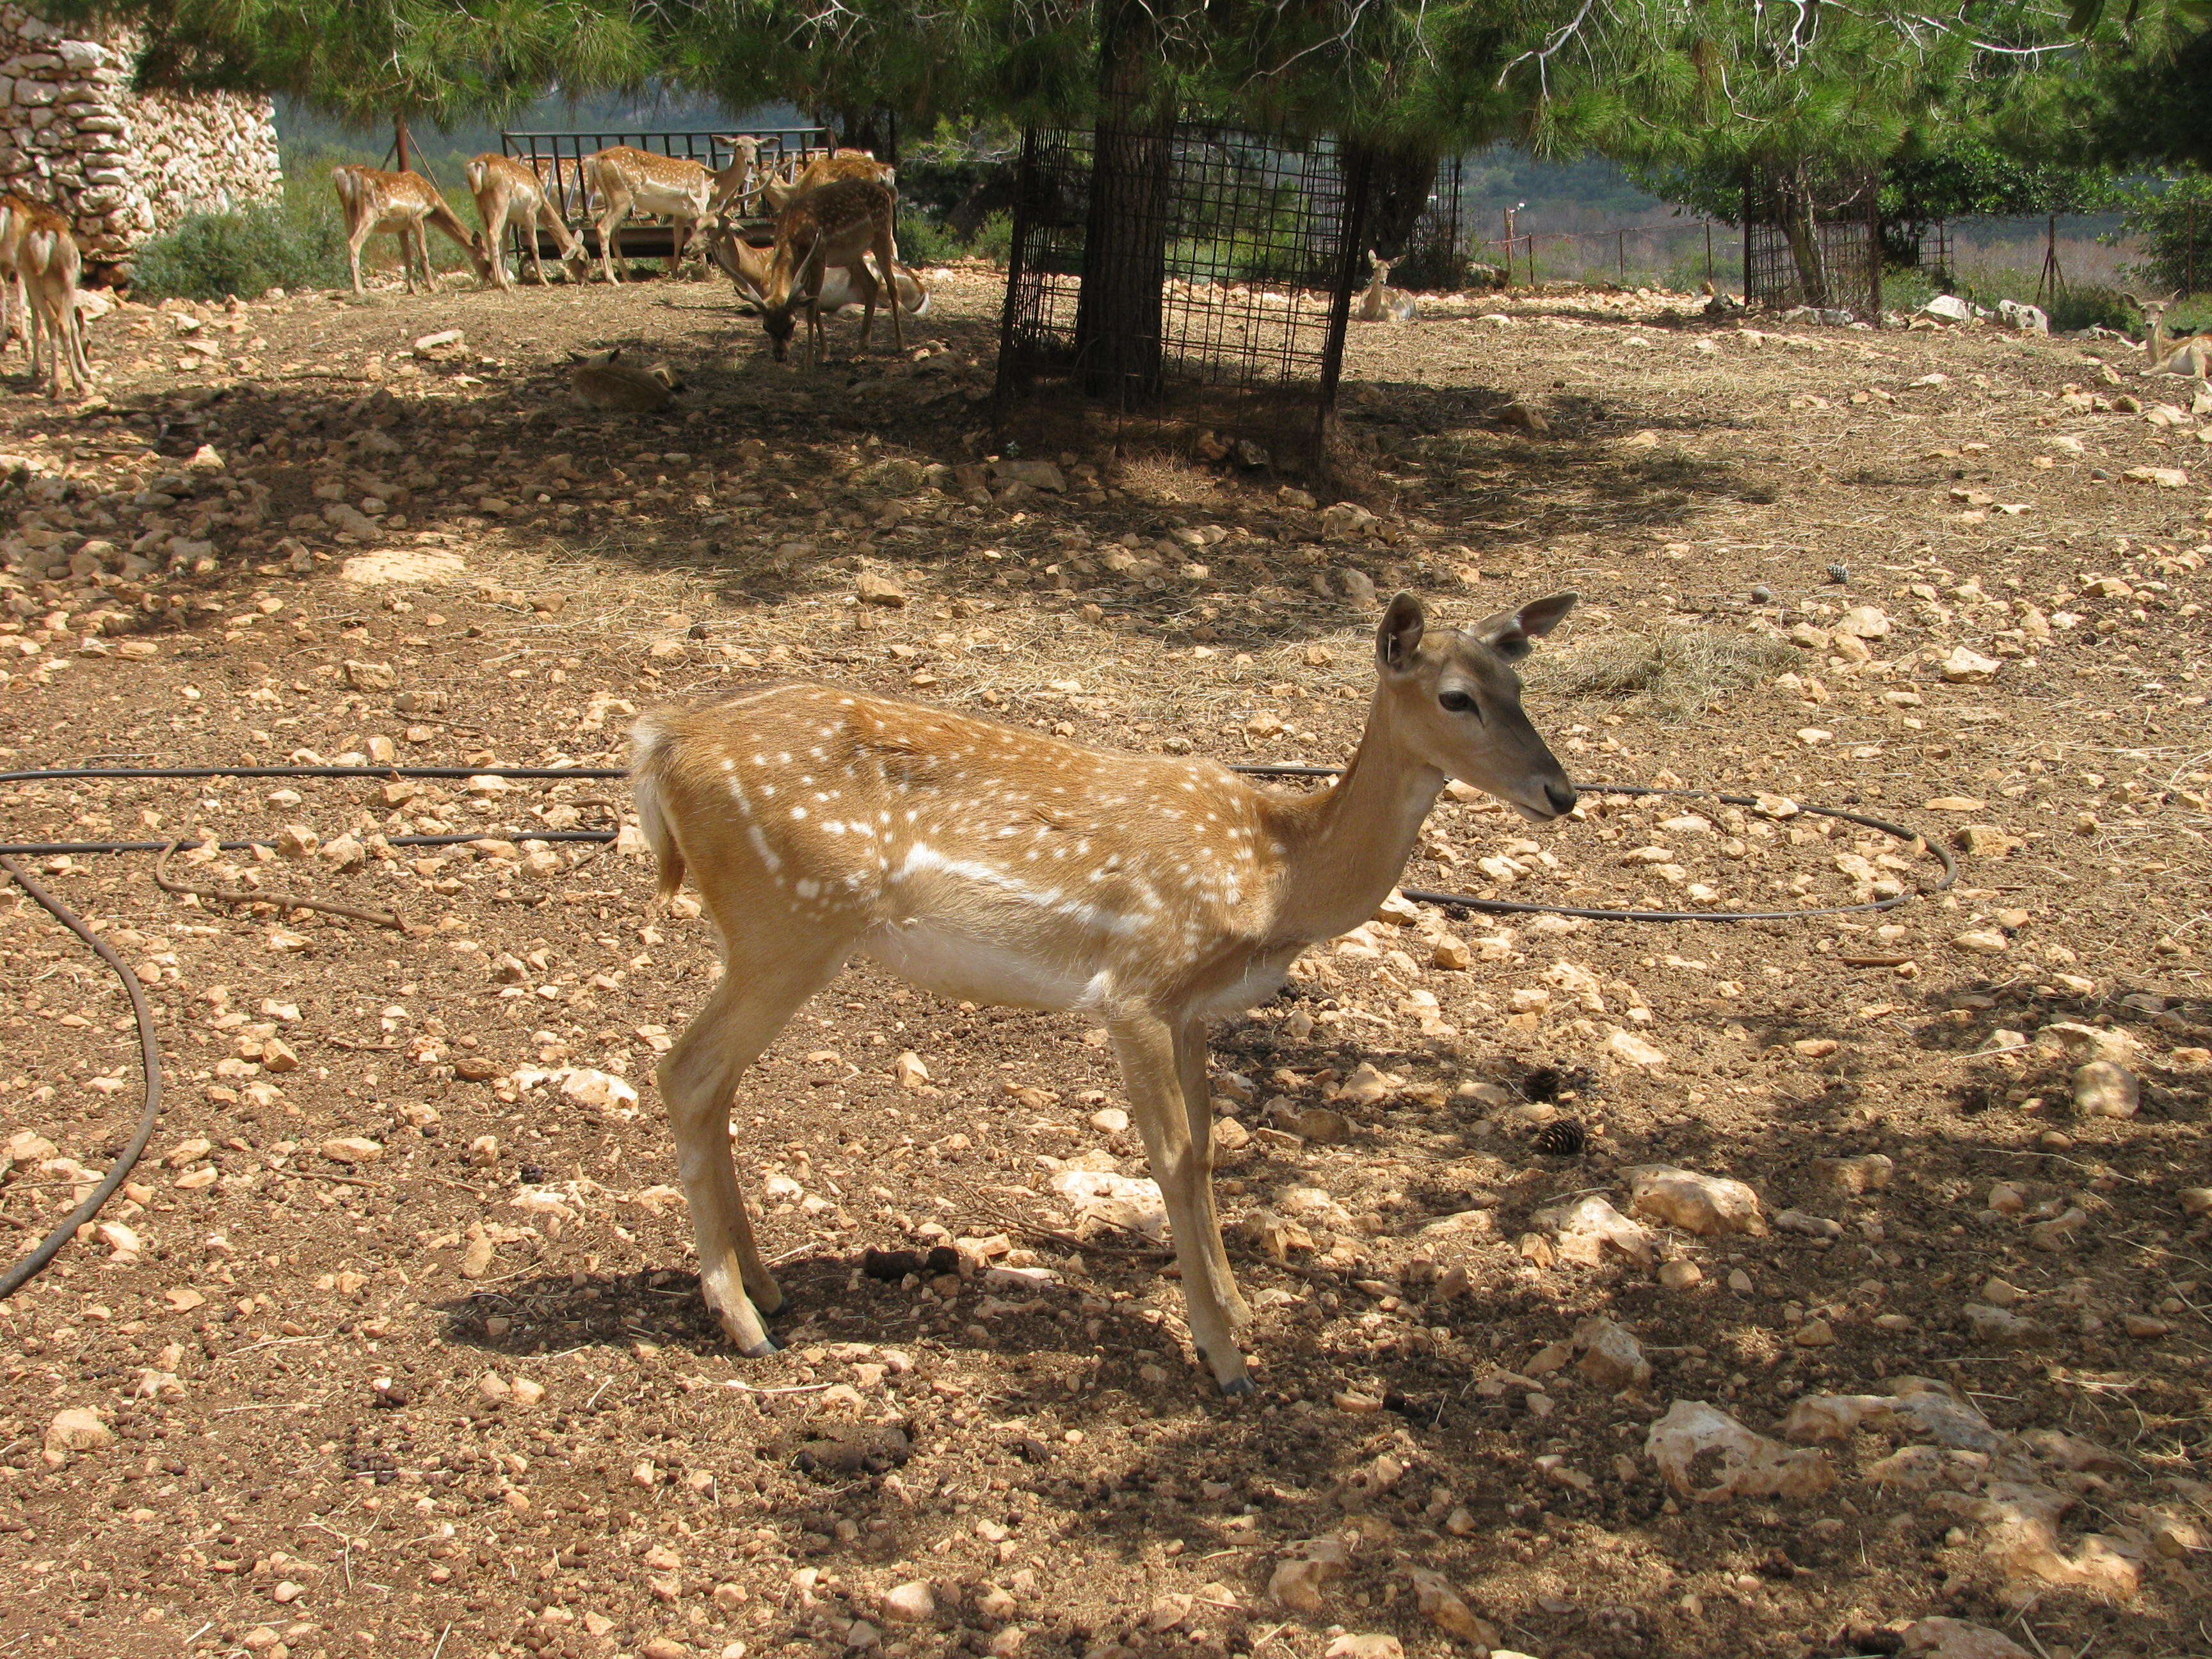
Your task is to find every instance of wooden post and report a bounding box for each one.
[396,119,411,176]
[1500,208,1513,288]
[1617,229,1625,284]
[1705,221,1713,284]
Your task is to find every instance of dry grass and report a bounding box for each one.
[1530,624,1795,719]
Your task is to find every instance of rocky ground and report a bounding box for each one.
[0,259,2205,1659]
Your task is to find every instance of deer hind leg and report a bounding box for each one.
[1110,1011,1252,1395]
[876,222,904,355]
[596,195,627,284]
[522,204,549,285]
[655,934,847,1355]
[1173,1016,1251,1336]
[483,198,512,289]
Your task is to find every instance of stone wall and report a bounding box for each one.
[0,4,281,264]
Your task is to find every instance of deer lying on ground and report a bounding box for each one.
[582,138,760,283]
[465,154,586,288]
[0,196,88,397]
[568,347,680,412]
[331,165,490,297]
[1356,250,1417,323]
[630,591,1579,1394]
[758,177,904,366]
[705,224,929,320]
[760,148,897,212]
[2136,293,2212,380]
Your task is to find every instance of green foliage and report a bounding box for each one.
[2112,170,2212,293]
[131,196,347,300]
[2044,285,2143,331]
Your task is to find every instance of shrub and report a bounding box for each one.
[967,211,1014,266]
[2044,285,2141,334]
[132,198,347,301]
[2117,172,2212,298]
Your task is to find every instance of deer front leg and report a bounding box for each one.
[1110,1011,1253,1395]
[1173,1016,1251,1336]
[346,225,369,298]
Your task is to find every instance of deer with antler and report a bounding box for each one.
[332,166,490,297]
[465,154,587,288]
[760,148,896,212]
[582,138,760,284]
[705,223,930,323]
[2136,293,2212,380]
[758,177,904,366]
[630,591,1580,1394]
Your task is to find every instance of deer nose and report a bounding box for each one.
[1544,779,1578,817]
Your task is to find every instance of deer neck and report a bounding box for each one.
[1265,689,1443,945]
[2149,311,2174,366]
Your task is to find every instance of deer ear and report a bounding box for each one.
[1473,591,1578,661]
[1376,592,1426,673]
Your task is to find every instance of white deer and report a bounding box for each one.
[330,165,490,297]
[629,591,1580,1394]
[581,138,760,284]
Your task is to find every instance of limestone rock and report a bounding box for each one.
[879,1582,936,1624]
[1406,1568,1496,1647]
[1573,1316,1651,1388]
[1644,1399,1832,1500]
[2071,1059,2138,1119]
[1625,1165,1766,1236]
[45,1407,111,1455]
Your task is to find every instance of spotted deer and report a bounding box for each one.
[705,224,930,320]
[3,196,88,397]
[758,177,904,365]
[760,148,895,212]
[331,165,490,297]
[1356,250,1417,323]
[630,592,1580,1394]
[465,154,586,288]
[581,138,760,284]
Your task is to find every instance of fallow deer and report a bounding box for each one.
[2136,294,2212,380]
[705,225,929,320]
[1356,250,1417,323]
[331,165,490,298]
[582,139,760,284]
[760,148,896,212]
[758,177,904,367]
[5,198,88,398]
[568,347,680,412]
[0,193,34,361]
[465,153,586,288]
[630,591,1579,1395]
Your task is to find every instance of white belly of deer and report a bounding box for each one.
[858,918,1103,1011]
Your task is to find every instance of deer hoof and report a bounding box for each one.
[740,1334,781,1359]
[1217,1374,1256,1398]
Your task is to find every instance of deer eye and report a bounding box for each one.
[1438,689,1475,714]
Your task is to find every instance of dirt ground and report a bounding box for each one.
[0,255,2206,1659]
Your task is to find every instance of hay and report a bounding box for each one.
[1530,625,1794,720]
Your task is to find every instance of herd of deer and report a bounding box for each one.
[331,137,923,371]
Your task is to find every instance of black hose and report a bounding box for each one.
[0,855,163,1300]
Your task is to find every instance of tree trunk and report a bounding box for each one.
[1777,163,1830,307]
[1074,0,1173,403]
[821,108,899,166]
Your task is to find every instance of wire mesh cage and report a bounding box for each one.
[1743,163,1882,317]
[500,127,831,266]
[1390,156,1466,292]
[996,122,1370,453]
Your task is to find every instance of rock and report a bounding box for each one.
[1981,1276,2026,1307]
[1952,929,2009,954]
[2028,1207,2087,1252]
[1644,1399,1833,1500]
[1322,1637,1402,1659]
[1625,1165,1765,1236]
[2181,1187,2212,1216]
[1269,1539,1350,1612]
[1431,936,1472,970]
[45,1407,111,1455]
[1791,1317,1837,1347]
[893,1052,929,1089]
[991,460,1065,493]
[2071,1059,2138,1119]
[1940,646,2000,684]
[1334,1062,1393,1106]
[1657,1258,1703,1292]
[854,568,908,607]
[1406,1567,1496,1646]
[2123,465,2189,488]
[412,328,465,354]
[1962,1303,2046,1346]
[1573,1317,1651,1388]
[344,659,398,691]
[1607,1029,1668,1068]
[1532,1194,1653,1265]
[1834,605,1891,639]
[1497,399,1550,433]
[1781,1394,1895,1443]
[1277,486,1317,510]
[1319,502,1378,540]
[879,1582,935,1624]
[1919,294,1973,321]
[1900,1618,2035,1659]
[321,1136,383,1164]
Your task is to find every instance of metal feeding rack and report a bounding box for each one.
[497,126,833,266]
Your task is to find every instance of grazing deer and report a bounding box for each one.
[1356,251,1417,323]
[630,591,1579,1393]
[760,148,896,212]
[332,165,490,297]
[582,139,760,284]
[706,224,930,319]
[2136,293,2212,380]
[4,198,88,397]
[568,347,680,412]
[0,193,34,360]
[465,154,586,288]
[759,177,904,366]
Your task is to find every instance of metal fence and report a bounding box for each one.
[1743,164,1882,316]
[499,127,832,264]
[996,123,1368,442]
